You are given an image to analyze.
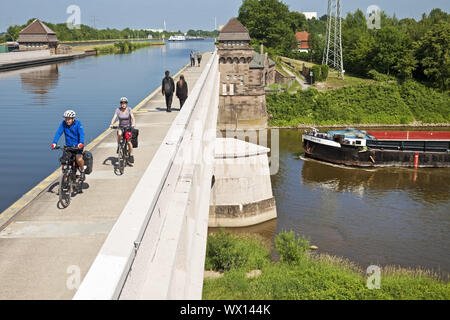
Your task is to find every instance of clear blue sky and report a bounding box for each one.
[0,0,448,32]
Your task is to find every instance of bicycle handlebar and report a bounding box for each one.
[52,145,81,151]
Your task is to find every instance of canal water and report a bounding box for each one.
[0,39,214,213]
[220,129,450,276]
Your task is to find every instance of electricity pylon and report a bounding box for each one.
[322,0,344,79]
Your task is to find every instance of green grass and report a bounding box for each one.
[202,231,450,300]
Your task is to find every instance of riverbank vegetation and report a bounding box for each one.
[238,1,449,90]
[202,231,450,300]
[93,41,154,55]
[267,80,450,127]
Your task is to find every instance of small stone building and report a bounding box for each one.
[217,18,275,130]
[17,19,58,51]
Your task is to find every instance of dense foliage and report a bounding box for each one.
[267,81,450,126]
[236,0,449,90]
[203,231,450,300]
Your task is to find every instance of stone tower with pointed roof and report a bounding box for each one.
[17,19,59,51]
[217,18,274,130]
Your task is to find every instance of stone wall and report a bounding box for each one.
[209,138,277,227]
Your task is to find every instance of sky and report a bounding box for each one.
[0,0,449,32]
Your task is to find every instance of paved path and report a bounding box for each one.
[280,64,311,91]
[0,52,212,300]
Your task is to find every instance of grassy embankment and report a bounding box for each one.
[269,58,450,127]
[202,231,450,300]
[72,40,165,54]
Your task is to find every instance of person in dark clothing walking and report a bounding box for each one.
[176,75,188,109]
[197,51,202,67]
[162,70,175,112]
[190,50,195,67]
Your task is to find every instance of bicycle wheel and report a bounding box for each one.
[118,143,125,175]
[59,173,71,208]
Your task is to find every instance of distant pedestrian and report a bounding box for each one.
[197,51,202,67]
[162,70,175,112]
[190,50,195,67]
[176,75,188,109]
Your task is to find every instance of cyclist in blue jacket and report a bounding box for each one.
[51,109,86,181]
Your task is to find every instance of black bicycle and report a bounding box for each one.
[111,126,133,175]
[53,145,84,208]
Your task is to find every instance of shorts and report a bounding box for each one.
[68,148,84,155]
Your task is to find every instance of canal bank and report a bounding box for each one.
[0,52,213,299]
[0,50,86,72]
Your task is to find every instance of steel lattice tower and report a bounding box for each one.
[322,0,344,79]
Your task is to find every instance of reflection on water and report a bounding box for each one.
[20,64,60,104]
[219,128,450,275]
[302,160,450,204]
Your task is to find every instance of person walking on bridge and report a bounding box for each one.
[190,50,195,67]
[162,70,175,112]
[197,51,202,67]
[51,109,86,181]
[176,75,188,109]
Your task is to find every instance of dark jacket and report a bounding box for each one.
[176,80,188,100]
[162,76,175,96]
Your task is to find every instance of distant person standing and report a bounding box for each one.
[176,75,188,109]
[190,50,195,67]
[197,51,202,67]
[162,70,175,112]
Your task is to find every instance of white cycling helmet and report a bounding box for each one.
[120,97,128,104]
[63,110,76,118]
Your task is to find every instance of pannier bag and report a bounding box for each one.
[83,151,94,175]
[131,128,139,148]
[59,151,72,165]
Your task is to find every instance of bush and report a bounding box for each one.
[275,231,310,264]
[320,64,329,81]
[267,83,418,126]
[399,80,450,123]
[311,65,322,83]
[203,232,450,300]
[367,69,396,83]
[205,231,270,272]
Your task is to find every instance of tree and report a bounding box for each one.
[372,26,411,76]
[415,21,450,90]
[238,0,297,54]
[288,11,307,33]
[395,48,418,80]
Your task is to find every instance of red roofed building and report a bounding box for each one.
[295,31,310,53]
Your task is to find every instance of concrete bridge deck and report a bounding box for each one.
[0,52,213,299]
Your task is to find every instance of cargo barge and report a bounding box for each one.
[302,128,450,168]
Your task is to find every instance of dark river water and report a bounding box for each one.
[0,39,215,213]
[219,129,450,276]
